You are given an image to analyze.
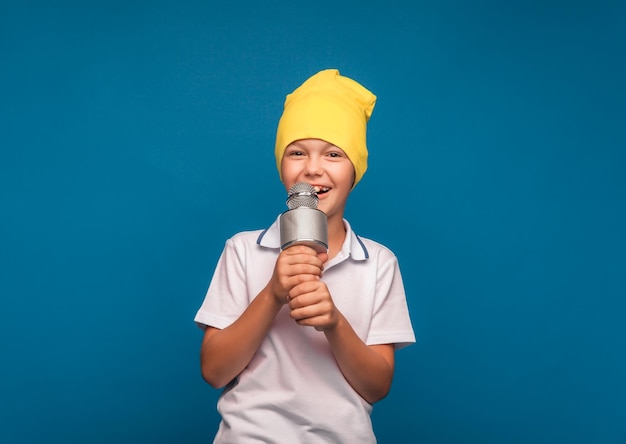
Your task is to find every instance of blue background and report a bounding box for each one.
[1,1,625,443]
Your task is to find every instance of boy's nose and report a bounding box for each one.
[304,157,323,176]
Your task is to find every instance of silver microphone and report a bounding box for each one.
[279,183,328,253]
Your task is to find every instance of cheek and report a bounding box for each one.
[280,159,294,181]
[336,163,356,187]
[280,162,303,191]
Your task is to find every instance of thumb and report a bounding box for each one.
[317,251,329,264]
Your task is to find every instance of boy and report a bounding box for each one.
[194,69,415,443]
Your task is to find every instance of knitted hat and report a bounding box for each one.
[275,69,376,188]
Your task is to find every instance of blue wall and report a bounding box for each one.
[1,1,624,442]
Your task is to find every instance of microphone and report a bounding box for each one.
[279,183,328,253]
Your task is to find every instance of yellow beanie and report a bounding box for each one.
[275,69,376,188]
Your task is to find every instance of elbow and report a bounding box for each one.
[362,368,393,404]
[201,372,222,389]
[201,364,230,389]
[375,384,392,403]
[365,383,392,404]
[204,378,227,389]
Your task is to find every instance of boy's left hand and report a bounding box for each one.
[287,280,339,331]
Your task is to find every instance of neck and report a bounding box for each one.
[326,215,346,259]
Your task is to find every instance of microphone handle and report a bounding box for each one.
[279,207,328,253]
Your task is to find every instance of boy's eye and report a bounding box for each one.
[327,152,342,158]
[287,150,304,156]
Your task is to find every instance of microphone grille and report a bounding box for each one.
[286,182,318,210]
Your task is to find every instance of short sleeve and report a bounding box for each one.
[194,238,250,330]
[366,253,416,349]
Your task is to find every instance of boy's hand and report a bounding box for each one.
[269,245,326,304]
[287,280,339,331]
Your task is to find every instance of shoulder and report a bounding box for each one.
[215,229,270,268]
[229,229,265,244]
[353,234,399,263]
[344,219,398,263]
[223,229,268,252]
[229,216,281,250]
[226,225,283,253]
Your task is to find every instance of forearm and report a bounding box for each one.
[200,285,283,388]
[323,313,394,404]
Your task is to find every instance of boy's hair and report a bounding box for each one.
[275,69,376,188]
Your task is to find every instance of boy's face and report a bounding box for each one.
[281,138,355,222]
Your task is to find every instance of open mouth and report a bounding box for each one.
[314,186,330,195]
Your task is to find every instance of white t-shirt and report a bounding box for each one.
[195,217,415,443]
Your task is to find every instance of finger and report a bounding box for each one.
[290,304,324,322]
[288,280,325,300]
[294,314,333,330]
[316,252,329,265]
[289,293,333,317]
[276,258,323,275]
[283,245,319,256]
[285,274,320,293]
[281,252,318,267]
[276,256,323,278]
[282,249,324,267]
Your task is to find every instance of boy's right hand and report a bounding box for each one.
[270,245,327,304]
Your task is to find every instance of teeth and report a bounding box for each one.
[314,186,330,193]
